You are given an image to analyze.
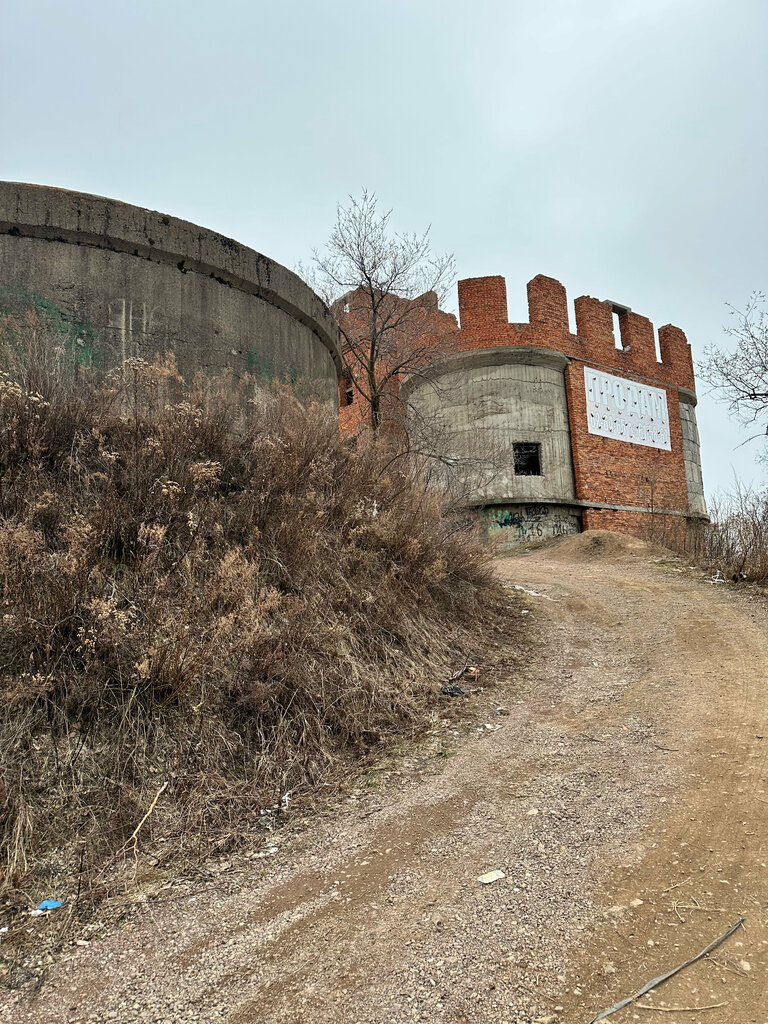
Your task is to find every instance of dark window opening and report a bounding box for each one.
[342,369,354,407]
[513,442,542,476]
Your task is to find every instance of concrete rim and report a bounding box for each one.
[401,345,569,400]
[0,181,342,374]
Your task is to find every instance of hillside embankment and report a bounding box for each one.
[5,531,767,1023]
[0,339,518,972]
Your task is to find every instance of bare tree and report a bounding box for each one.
[702,293,768,441]
[302,193,509,513]
[306,190,456,437]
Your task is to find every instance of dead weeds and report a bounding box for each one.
[0,316,521,960]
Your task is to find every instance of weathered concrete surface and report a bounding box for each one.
[404,347,577,506]
[0,182,341,402]
[485,501,582,548]
[678,394,707,515]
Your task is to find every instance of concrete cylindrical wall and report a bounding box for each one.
[679,394,707,516]
[404,346,577,505]
[0,182,341,403]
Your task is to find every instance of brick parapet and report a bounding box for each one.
[457,276,508,333]
[336,286,458,439]
[457,273,695,393]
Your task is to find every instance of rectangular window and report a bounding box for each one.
[342,368,354,406]
[612,310,624,350]
[513,442,542,476]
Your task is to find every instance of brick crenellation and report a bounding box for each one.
[456,273,694,393]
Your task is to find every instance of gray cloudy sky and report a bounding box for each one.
[2,0,766,498]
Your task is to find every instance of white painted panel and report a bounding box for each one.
[584,366,671,451]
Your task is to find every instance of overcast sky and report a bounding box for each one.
[2,0,766,498]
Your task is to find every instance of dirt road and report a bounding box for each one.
[5,532,768,1023]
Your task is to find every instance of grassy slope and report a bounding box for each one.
[0,329,519,926]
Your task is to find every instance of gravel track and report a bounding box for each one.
[4,531,767,1024]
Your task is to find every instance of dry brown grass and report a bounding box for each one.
[685,487,768,584]
[0,314,517,923]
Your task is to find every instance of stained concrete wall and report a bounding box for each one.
[0,182,341,403]
[679,393,707,515]
[485,503,581,549]
[403,347,577,506]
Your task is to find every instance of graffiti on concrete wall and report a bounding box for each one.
[0,286,101,367]
[486,503,581,544]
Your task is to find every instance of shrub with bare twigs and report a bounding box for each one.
[0,314,517,920]
[685,486,768,584]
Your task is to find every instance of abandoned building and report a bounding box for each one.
[407,274,706,545]
[340,274,706,546]
[0,181,705,547]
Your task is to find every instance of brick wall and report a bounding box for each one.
[455,273,694,391]
[335,272,701,543]
[582,508,689,548]
[337,286,458,439]
[453,273,699,539]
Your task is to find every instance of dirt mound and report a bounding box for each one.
[541,529,672,563]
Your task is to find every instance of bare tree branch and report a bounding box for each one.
[702,293,768,439]
[306,190,456,437]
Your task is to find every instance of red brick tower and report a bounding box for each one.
[402,274,705,545]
